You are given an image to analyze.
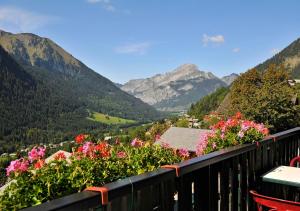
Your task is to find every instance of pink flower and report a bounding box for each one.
[82,142,94,154]
[196,133,209,156]
[178,148,190,158]
[37,147,46,158]
[155,134,161,141]
[131,138,143,147]
[161,142,170,148]
[6,159,29,176]
[28,147,46,162]
[212,142,217,149]
[117,151,126,158]
[238,131,244,138]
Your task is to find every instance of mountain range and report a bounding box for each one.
[121,64,238,111]
[0,29,162,150]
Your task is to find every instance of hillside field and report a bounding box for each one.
[87,111,136,125]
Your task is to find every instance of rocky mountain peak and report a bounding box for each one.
[121,64,228,111]
[221,73,239,85]
[172,63,198,74]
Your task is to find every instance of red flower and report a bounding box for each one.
[95,142,110,158]
[75,134,86,144]
[34,159,45,169]
[77,146,83,153]
[235,112,242,120]
[54,152,66,160]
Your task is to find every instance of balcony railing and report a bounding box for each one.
[22,127,300,211]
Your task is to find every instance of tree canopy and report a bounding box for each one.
[229,65,299,132]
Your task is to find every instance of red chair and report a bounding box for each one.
[290,156,300,167]
[250,190,300,211]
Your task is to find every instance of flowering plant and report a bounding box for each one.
[0,134,185,210]
[196,112,269,156]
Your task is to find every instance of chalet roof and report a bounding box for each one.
[157,127,211,152]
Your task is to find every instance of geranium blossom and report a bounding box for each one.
[238,131,244,138]
[161,142,170,148]
[95,142,110,158]
[28,147,46,162]
[54,152,66,161]
[117,151,126,158]
[34,159,45,169]
[155,134,161,141]
[75,134,86,144]
[178,148,190,158]
[196,132,209,156]
[131,138,144,147]
[6,159,29,176]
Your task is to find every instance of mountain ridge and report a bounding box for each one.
[0,29,162,122]
[121,64,236,111]
[254,38,300,77]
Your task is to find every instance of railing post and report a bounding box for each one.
[194,167,209,211]
[177,173,193,211]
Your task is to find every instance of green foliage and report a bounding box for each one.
[175,118,189,128]
[229,65,300,132]
[188,87,229,119]
[0,139,182,210]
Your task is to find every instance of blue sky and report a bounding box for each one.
[0,0,300,83]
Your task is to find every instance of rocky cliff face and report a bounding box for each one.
[121,64,229,111]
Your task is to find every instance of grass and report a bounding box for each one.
[87,111,136,125]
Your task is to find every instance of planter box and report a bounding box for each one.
[18,127,300,210]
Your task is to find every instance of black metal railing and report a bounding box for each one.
[23,127,300,211]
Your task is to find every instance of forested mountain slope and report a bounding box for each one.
[0,30,161,122]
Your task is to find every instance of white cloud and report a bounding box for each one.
[270,48,280,55]
[0,6,57,32]
[202,34,225,46]
[114,42,151,55]
[232,48,240,53]
[86,0,116,12]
